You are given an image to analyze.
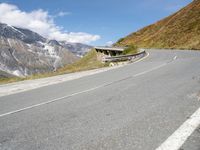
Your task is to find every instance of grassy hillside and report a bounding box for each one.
[57,49,107,73]
[116,0,200,50]
[122,45,138,55]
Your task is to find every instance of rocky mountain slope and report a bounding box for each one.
[0,23,92,77]
[116,0,200,50]
[61,42,93,57]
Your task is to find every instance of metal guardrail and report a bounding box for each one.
[95,46,125,52]
[103,51,146,62]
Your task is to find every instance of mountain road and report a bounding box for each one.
[0,49,200,150]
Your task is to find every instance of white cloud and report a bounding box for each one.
[106,41,113,46]
[56,11,71,17]
[0,3,100,44]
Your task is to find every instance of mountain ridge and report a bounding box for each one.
[0,23,92,77]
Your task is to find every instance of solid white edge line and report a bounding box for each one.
[0,85,103,118]
[155,107,200,150]
[0,51,150,98]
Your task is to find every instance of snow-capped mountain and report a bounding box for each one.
[0,23,79,77]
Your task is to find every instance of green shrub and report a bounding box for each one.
[122,44,138,55]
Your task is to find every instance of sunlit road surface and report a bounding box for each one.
[0,50,200,150]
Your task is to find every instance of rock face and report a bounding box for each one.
[116,0,200,50]
[0,23,82,77]
[61,42,93,57]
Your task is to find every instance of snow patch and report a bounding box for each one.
[26,44,34,53]
[27,44,31,48]
[12,70,23,77]
[7,24,26,36]
[0,65,24,77]
[44,44,57,56]
[44,43,61,69]
[1,51,10,59]
[7,38,12,47]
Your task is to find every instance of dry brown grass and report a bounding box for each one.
[116,0,200,50]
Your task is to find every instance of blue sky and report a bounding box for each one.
[0,0,192,45]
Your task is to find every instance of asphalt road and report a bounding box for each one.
[181,125,200,150]
[0,50,200,150]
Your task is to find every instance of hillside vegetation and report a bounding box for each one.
[122,45,138,55]
[57,49,107,73]
[0,50,107,84]
[116,0,200,50]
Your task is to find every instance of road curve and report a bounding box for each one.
[0,49,200,150]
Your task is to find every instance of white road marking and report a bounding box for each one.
[0,52,149,97]
[133,63,167,77]
[0,85,103,118]
[0,54,175,118]
[173,56,177,60]
[155,107,200,150]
